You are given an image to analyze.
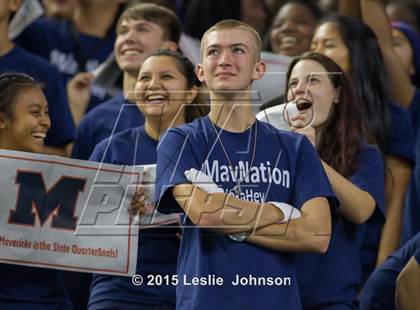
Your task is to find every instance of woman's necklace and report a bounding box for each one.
[209,119,258,196]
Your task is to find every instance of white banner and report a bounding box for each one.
[0,149,146,276]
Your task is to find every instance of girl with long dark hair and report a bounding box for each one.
[311,14,415,283]
[285,52,385,309]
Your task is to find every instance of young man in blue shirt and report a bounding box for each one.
[15,0,122,118]
[72,3,180,160]
[156,19,336,310]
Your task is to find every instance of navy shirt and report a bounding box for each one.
[358,103,415,282]
[0,265,72,309]
[385,103,416,162]
[359,232,420,310]
[402,88,420,243]
[72,94,144,160]
[415,248,420,263]
[156,116,336,310]
[296,144,385,309]
[15,17,115,111]
[88,126,179,309]
[0,46,75,147]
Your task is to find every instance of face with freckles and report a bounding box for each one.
[134,55,196,123]
[286,59,339,128]
[0,87,51,153]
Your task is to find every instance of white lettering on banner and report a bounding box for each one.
[203,160,290,188]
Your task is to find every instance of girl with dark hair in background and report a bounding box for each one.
[285,52,385,309]
[311,14,415,284]
[259,0,322,111]
[358,0,420,249]
[15,0,126,118]
[0,72,72,309]
[266,0,322,57]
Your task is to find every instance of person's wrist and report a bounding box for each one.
[268,201,302,223]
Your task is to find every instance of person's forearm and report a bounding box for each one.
[173,184,283,234]
[377,156,412,265]
[360,0,414,107]
[68,103,86,126]
[246,197,331,253]
[322,161,375,224]
[395,256,420,310]
[360,0,392,48]
[338,0,361,18]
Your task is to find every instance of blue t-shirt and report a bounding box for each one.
[415,248,420,263]
[386,103,416,163]
[0,46,75,147]
[88,126,179,309]
[402,88,420,243]
[359,232,420,310]
[15,17,115,111]
[156,116,336,310]
[72,94,144,160]
[296,143,385,309]
[358,103,415,282]
[0,264,72,309]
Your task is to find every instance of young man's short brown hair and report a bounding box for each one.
[200,19,262,61]
[116,3,181,43]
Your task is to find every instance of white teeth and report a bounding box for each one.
[146,94,166,101]
[32,132,46,138]
[123,50,142,56]
[281,36,298,44]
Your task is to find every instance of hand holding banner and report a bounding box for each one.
[0,149,144,276]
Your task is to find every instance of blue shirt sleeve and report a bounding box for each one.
[414,248,420,264]
[89,138,109,163]
[156,128,202,214]
[395,232,420,264]
[14,19,49,58]
[43,69,75,147]
[72,116,95,160]
[290,135,337,210]
[350,145,385,217]
[408,88,420,135]
[386,103,415,164]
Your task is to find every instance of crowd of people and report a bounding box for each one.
[0,0,419,309]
